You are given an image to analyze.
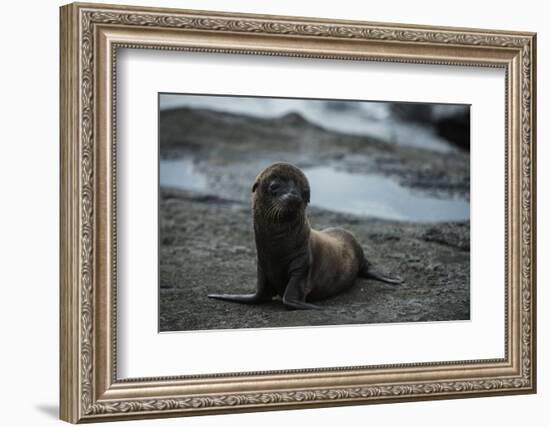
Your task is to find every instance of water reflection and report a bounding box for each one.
[304,166,469,222]
[160,158,208,192]
[159,160,469,223]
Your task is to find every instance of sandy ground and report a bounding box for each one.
[159,189,469,331]
[158,107,470,332]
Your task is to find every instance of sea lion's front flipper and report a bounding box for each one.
[208,264,274,304]
[282,274,321,310]
[282,299,321,310]
[207,292,270,304]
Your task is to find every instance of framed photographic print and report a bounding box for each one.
[59,2,537,423]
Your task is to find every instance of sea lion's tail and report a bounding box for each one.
[359,258,403,285]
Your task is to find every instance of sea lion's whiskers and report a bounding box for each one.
[267,204,279,221]
[274,206,283,223]
[263,203,275,220]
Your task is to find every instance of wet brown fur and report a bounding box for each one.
[208,162,401,310]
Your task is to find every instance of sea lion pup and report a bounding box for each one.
[208,162,402,310]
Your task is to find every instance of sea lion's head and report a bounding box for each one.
[252,162,310,223]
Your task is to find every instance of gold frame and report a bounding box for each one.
[59,2,537,423]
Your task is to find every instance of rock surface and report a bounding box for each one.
[158,107,470,332]
[159,188,470,331]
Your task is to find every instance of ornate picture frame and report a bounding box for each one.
[60,2,536,423]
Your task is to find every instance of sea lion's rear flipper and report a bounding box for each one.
[364,270,403,285]
[359,259,403,285]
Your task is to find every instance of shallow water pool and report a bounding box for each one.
[303,166,469,222]
[160,159,469,223]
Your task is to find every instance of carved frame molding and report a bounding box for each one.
[60,2,536,423]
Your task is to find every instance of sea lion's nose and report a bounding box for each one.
[283,191,302,207]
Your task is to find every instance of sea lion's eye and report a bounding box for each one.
[303,189,310,204]
[269,182,280,193]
